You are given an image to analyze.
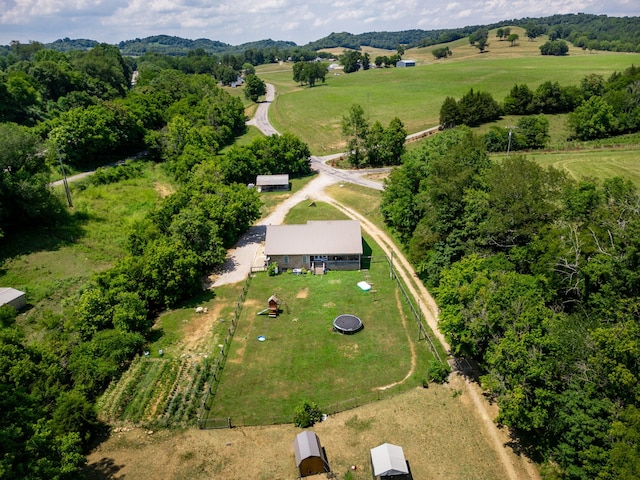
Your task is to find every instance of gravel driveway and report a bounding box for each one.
[208,173,339,287]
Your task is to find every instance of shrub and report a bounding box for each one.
[293,400,323,428]
[0,305,17,328]
[427,360,451,384]
[267,262,279,276]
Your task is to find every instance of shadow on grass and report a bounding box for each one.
[0,207,90,264]
[178,289,217,309]
[146,289,218,345]
[361,237,373,270]
[84,457,126,480]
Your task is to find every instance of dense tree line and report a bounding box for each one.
[440,65,640,148]
[540,39,569,56]
[304,14,640,53]
[3,13,637,73]
[382,127,640,477]
[0,40,315,477]
[292,61,328,87]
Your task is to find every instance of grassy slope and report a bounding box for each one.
[1,163,173,320]
[260,27,640,154]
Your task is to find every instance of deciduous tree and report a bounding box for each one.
[244,73,266,102]
[341,104,369,168]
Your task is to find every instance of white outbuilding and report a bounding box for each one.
[0,288,26,310]
[370,443,411,479]
[396,59,416,68]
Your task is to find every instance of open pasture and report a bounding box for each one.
[528,147,640,186]
[260,36,639,153]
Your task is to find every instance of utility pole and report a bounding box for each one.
[57,149,73,207]
[506,126,516,158]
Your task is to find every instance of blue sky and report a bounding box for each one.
[0,0,638,46]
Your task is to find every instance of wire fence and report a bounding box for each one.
[385,255,443,363]
[199,389,398,429]
[197,274,251,429]
[198,254,443,430]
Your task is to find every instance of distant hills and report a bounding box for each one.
[42,13,640,55]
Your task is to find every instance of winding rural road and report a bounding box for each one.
[210,84,540,480]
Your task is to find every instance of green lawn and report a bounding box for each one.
[259,52,639,154]
[206,264,424,423]
[257,173,318,219]
[205,201,431,423]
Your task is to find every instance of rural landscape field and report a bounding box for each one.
[2,15,640,480]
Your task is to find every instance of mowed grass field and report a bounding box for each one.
[205,200,434,424]
[528,147,640,184]
[259,27,640,153]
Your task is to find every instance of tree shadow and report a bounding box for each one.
[177,289,217,309]
[0,207,90,264]
[84,457,126,480]
[504,429,545,463]
[449,356,484,386]
[361,238,373,269]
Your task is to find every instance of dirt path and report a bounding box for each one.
[307,189,538,480]
[208,174,338,287]
[202,85,536,479]
[377,289,417,391]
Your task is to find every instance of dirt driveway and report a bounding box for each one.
[153,176,539,480]
[86,85,540,480]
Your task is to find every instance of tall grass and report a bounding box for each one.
[0,162,173,319]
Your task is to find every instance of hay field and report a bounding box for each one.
[87,377,537,480]
[259,27,639,153]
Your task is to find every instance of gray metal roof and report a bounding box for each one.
[293,430,324,466]
[256,174,289,186]
[265,220,363,256]
[0,287,25,306]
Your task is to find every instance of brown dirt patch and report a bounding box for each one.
[363,171,390,182]
[226,299,260,365]
[86,383,538,480]
[180,303,224,354]
[153,182,174,198]
[296,287,309,298]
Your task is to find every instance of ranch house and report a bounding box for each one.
[265,220,362,273]
[255,174,290,192]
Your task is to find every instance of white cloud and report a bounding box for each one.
[0,0,637,46]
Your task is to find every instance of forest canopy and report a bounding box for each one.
[381,127,640,478]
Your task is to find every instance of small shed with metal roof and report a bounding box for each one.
[256,174,290,192]
[0,288,26,310]
[293,430,330,477]
[370,443,412,479]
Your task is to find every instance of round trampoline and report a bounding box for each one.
[333,314,363,334]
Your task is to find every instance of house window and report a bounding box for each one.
[284,256,289,264]
[302,255,307,264]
